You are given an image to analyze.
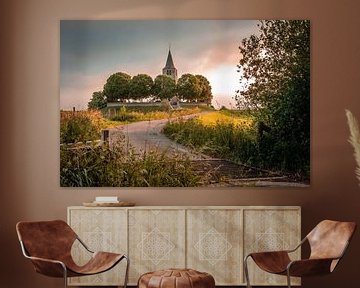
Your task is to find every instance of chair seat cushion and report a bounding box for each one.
[138,268,215,288]
[67,252,124,276]
[250,251,291,274]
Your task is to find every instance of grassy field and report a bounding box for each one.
[163,109,309,181]
[103,103,211,113]
[196,111,253,127]
[60,106,212,144]
[107,106,204,123]
[163,110,258,165]
[60,107,308,185]
[60,106,215,187]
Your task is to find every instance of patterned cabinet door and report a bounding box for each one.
[68,208,128,286]
[128,209,186,284]
[243,208,301,286]
[187,209,243,285]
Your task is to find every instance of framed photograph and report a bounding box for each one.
[60,20,310,187]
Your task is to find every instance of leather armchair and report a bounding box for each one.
[16,220,129,288]
[244,220,356,288]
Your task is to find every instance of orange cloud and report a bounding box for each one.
[177,40,241,75]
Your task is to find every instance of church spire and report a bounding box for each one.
[162,46,178,82]
[164,49,175,69]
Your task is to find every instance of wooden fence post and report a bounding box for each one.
[101,129,110,144]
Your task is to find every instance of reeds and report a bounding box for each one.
[346,109,360,185]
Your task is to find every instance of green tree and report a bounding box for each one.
[235,20,310,175]
[128,74,153,101]
[103,72,131,102]
[152,75,176,100]
[88,91,107,110]
[177,73,201,102]
[195,74,213,104]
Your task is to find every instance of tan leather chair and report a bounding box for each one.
[16,220,129,288]
[244,220,356,288]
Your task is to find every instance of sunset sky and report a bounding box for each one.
[60,20,259,110]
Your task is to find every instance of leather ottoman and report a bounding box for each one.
[138,268,215,288]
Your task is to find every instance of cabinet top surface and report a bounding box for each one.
[68,205,301,210]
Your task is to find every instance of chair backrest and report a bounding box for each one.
[307,220,356,261]
[16,220,77,261]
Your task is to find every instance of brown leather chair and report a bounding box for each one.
[16,220,129,288]
[244,220,356,288]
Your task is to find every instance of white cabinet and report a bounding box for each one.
[128,209,186,284]
[243,209,301,286]
[186,209,242,285]
[67,208,128,286]
[68,206,300,286]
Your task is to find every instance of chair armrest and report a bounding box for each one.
[25,255,67,278]
[26,255,65,265]
[19,240,67,277]
[76,236,94,253]
[245,236,306,258]
[287,258,336,277]
[285,237,307,253]
[247,250,290,258]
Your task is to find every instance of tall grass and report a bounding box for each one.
[60,136,204,187]
[60,110,119,144]
[163,114,309,180]
[163,118,259,165]
[196,111,253,127]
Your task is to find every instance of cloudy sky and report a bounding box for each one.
[60,20,259,110]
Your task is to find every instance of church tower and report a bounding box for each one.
[162,48,178,82]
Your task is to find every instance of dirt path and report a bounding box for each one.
[109,112,211,159]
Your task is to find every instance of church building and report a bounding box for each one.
[162,48,178,82]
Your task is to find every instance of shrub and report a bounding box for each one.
[60,110,106,144]
[110,106,138,122]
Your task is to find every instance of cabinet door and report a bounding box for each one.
[128,209,186,284]
[68,208,127,286]
[187,209,243,285]
[243,208,301,286]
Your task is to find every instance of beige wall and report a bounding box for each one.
[1,0,360,287]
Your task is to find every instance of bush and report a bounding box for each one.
[60,111,106,144]
[110,106,138,122]
[235,20,310,179]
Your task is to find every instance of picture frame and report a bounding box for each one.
[60,20,310,187]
